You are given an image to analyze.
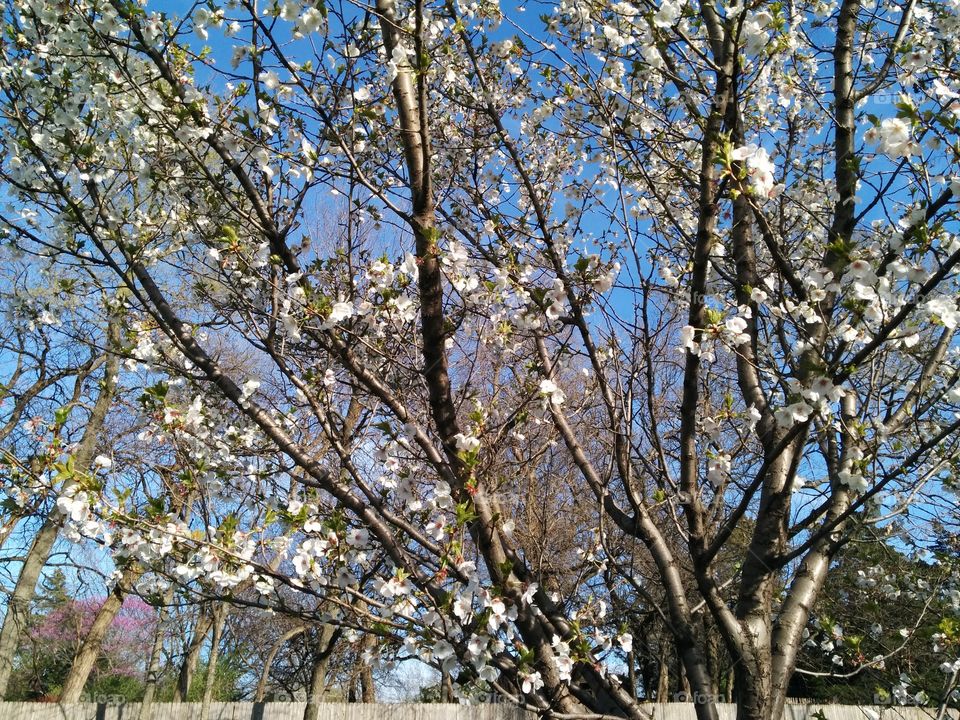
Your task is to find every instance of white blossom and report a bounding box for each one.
[539,378,566,406]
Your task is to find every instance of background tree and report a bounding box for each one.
[6,577,155,701]
[0,1,959,720]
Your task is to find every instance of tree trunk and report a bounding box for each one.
[302,654,325,720]
[656,643,670,702]
[174,608,213,702]
[0,516,59,698]
[199,604,227,720]
[703,618,721,699]
[359,634,376,703]
[638,649,655,701]
[680,660,692,699]
[302,625,337,720]
[255,625,306,702]
[0,511,25,549]
[440,667,453,702]
[59,564,144,702]
[139,600,169,720]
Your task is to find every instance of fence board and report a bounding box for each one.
[1,702,957,720]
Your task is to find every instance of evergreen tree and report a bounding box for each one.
[35,570,70,614]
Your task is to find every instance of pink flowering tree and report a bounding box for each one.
[1,1,960,719]
[12,594,155,700]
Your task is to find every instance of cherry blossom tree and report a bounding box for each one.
[1,0,960,719]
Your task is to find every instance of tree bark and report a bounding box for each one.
[255,625,305,702]
[0,515,20,550]
[174,608,213,702]
[138,600,169,720]
[199,604,227,720]
[59,564,144,702]
[657,643,670,702]
[0,515,59,698]
[440,668,453,702]
[359,633,376,703]
[302,625,337,720]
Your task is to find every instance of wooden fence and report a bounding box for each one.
[0,702,957,720]
[639,704,960,719]
[0,704,531,720]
